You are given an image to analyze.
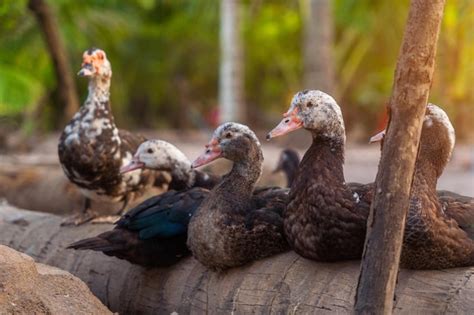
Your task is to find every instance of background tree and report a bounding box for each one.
[28,0,79,125]
[0,0,472,139]
[302,0,335,95]
[219,0,245,123]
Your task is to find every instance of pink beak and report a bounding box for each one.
[369,130,386,143]
[266,109,303,140]
[120,156,145,174]
[192,138,222,168]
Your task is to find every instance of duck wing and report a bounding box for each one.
[67,187,209,267]
[117,187,209,239]
[251,186,289,216]
[438,190,474,237]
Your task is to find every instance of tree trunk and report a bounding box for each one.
[355,1,446,314]
[1,205,473,314]
[302,0,335,95]
[28,0,80,125]
[219,0,245,123]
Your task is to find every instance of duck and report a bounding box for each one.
[268,90,474,268]
[120,139,220,190]
[267,90,369,261]
[273,149,300,187]
[188,122,289,270]
[370,104,474,269]
[67,187,207,267]
[58,48,160,225]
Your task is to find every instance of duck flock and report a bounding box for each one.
[62,48,474,272]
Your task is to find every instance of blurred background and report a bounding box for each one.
[0,0,472,208]
[0,0,473,141]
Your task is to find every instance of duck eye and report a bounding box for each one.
[225,132,232,139]
[147,148,154,154]
[307,102,313,108]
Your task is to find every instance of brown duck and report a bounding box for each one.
[268,90,474,268]
[188,122,289,270]
[371,104,474,269]
[268,90,369,261]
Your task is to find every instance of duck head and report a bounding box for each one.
[120,140,191,174]
[370,104,455,178]
[192,122,262,168]
[78,48,112,79]
[267,90,345,143]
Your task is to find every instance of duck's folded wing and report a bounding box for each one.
[438,190,474,237]
[67,227,190,267]
[251,187,289,216]
[117,187,209,239]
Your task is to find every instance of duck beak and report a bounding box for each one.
[369,130,386,143]
[266,109,303,140]
[120,155,145,174]
[78,62,94,77]
[192,138,222,168]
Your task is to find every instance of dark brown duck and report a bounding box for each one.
[372,104,474,269]
[268,90,369,261]
[188,122,289,270]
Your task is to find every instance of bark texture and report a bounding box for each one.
[1,205,473,314]
[302,0,335,95]
[28,0,80,123]
[355,1,446,314]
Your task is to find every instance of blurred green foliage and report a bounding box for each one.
[0,0,472,137]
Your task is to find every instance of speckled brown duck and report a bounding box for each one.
[371,104,474,269]
[267,90,370,261]
[188,122,289,270]
[58,48,160,225]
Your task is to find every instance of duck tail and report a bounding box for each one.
[67,231,124,252]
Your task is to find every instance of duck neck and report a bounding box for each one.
[302,135,345,183]
[284,161,299,187]
[411,161,439,198]
[85,76,112,110]
[216,149,263,199]
[168,160,195,190]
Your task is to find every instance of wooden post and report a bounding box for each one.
[28,0,80,124]
[354,1,446,314]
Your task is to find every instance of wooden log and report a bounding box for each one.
[1,204,473,314]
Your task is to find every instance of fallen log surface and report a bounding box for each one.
[1,204,473,314]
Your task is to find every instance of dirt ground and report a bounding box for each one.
[1,130,473,197]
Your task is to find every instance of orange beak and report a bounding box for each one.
[369,130,386,143]
[192,138,222,168]
[266,109,303,140]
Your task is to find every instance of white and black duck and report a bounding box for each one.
[58,48,160,225]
